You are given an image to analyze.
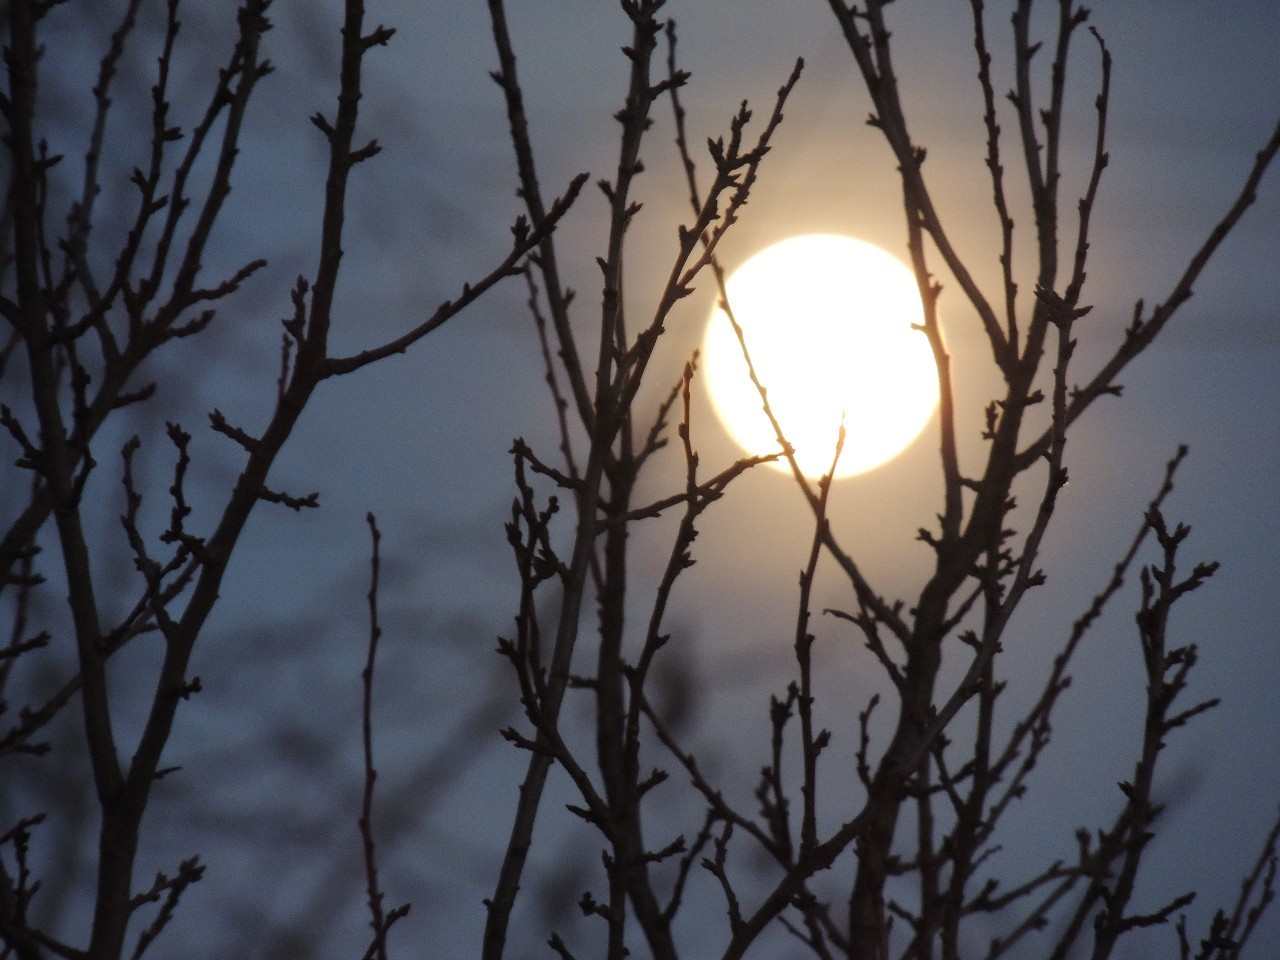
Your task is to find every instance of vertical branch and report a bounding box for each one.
[358,514,409,960]
[969,0,1019,347]
[526,269,582,482]
[1082,513,1218,960]
[8,0,124,817]
[591,10,677,960]
[60,0,145,311]
[1008,0,1048,279]
[300,0,391,368]
[621,362,695,762]
[1064,27,1111,305]
[480,10,618,955]
[1010,1,1089,370]
[795,433,843,861]
[911,751,941,959]
[1040,1,1089,284]
[486,0,594,430]
[483,319,605,960]
[664,20,702,215]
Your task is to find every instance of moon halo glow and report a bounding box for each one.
[702,234,939,479]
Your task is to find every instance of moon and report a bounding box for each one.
[702,234,939,479]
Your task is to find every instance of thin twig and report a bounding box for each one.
[358,514,409,960]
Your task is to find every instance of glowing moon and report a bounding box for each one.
[702,234,939,478]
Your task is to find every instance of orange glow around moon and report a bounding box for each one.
[702,234,939,478]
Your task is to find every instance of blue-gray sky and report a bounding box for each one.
[28,2,1280,957]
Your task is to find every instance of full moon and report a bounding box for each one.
[702,234,939,478]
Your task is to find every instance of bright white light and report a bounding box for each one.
[703,234,939,478]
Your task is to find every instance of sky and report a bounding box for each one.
[21,1,1280,957]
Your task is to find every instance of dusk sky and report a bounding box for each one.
[30,2,1280,957]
